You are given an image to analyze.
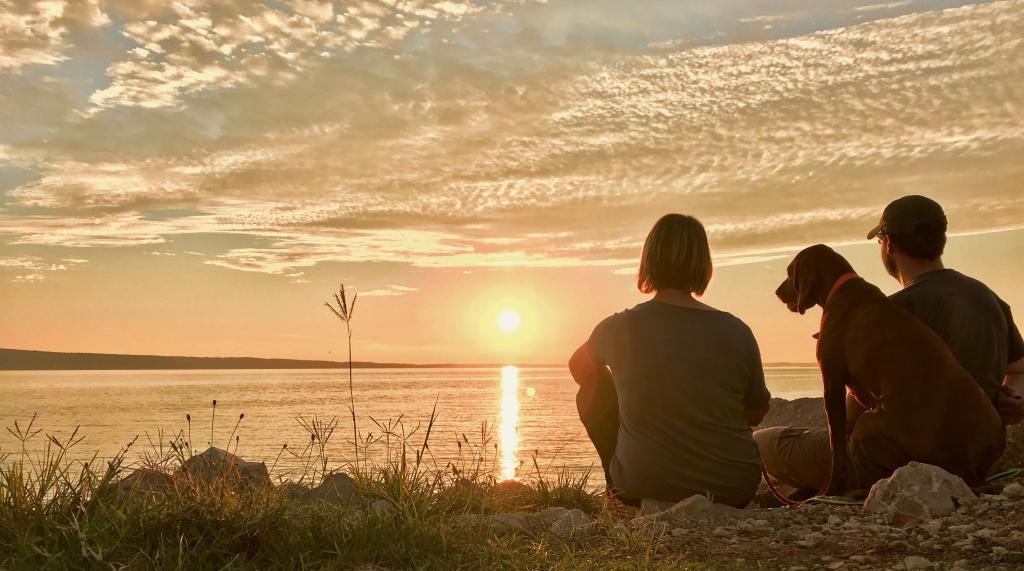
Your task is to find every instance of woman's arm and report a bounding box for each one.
[745,402,769,427]
[569,340,619,482]
[569,341,603,386]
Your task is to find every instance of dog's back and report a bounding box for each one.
[827,280,1004,485]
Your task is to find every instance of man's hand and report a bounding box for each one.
[997,384,1024,425]
[1000,357,1024,425]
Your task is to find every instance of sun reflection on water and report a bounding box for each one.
[499,365,520,480]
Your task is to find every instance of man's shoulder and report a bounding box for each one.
[890,269,1004,319]
[891,269,992,300]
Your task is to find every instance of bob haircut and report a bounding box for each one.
[637,213,713,295]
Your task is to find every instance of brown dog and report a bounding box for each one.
[776,244,1004,495]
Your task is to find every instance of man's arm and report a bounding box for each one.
[845,391,869,433]
[997,356,1024,425]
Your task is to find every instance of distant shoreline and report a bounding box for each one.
[0,348,816,371]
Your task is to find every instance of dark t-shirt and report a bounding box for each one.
[588,301,770,505]
[890,269,1024,401]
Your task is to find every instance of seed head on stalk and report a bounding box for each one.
[324,283,360,469]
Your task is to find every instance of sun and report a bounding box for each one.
[497,309,521,333]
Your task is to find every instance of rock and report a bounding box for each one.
[115,468,175,495]
[278,481,309,501]
[899,555,934,569]
[488,512,541,533]
[102,468,175,504]
[757,397,826,430]
[919,519,942,533]
[311,472,358,506]
[641,498,675,515]
[646,494,742,525]
[537,506,571,524]
[1001,482,1024,498]
[368,498,394,517]
[179,447,271,488]
[863,463,975,524]
[458,511,541,534]
[547,508,592,538]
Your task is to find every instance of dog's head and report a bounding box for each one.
[776,244,854,314]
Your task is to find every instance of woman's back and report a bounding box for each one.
[589,300,769,506]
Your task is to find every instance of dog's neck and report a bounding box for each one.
[825,272,859,305]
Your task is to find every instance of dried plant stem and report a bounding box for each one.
[347,325,358,469]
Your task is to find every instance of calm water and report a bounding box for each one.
[0,366,820,483]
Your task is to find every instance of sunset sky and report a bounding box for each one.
[1,0,1022,365]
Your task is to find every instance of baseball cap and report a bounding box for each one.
[866,195,947,240]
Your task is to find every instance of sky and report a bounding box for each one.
[0,0,1022,365]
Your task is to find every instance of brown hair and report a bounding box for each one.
[637,213,713,295]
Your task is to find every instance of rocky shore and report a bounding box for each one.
[97,397,1024,570]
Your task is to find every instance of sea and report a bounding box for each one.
[0,366,821,484]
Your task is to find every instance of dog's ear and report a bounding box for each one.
[793,253,819,315]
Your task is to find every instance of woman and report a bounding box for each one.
[568,213,770,507]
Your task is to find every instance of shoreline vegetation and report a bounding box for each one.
[2,398,1023,569]
[0,348,817,371]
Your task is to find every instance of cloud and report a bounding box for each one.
[87,0,500,110]
[0,255,87,282]
[359,284,420,297]
[0,0,109,71]
[2,0,1023,276]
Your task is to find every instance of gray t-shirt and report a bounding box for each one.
[589,301,770,505]
[890,269,1024,402]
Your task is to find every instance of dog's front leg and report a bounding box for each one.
[821,360,849,497]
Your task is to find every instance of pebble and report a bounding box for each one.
[901,555,934,569]
[1001,483,1023,498]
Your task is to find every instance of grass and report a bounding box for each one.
[0,283,788,569]
[0,405,711,570]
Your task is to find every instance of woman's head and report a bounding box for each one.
[637,214,713,295]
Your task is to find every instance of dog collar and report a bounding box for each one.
[817,272,860,338]
[825,272,859,304]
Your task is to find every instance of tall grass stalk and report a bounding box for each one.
[325,283,359,470]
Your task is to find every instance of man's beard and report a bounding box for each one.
[881,249,899,280]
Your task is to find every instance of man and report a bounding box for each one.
[755,196,1024,498]
[861,195,1024,427]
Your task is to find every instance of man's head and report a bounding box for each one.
[866,195,947,279]
[776,244,855,314]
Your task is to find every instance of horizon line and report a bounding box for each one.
[0,347,817,371]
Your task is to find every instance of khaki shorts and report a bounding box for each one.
[753,426,891,492]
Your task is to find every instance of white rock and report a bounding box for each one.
[487,511,540,533]
[548,509,592,538]
[863,463,975,524]
[537,506,571,524]
[647,494,740,525]
[899,555,934,569]
[1001,482,1024,498]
